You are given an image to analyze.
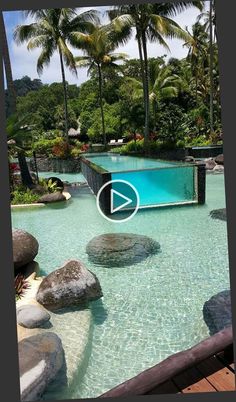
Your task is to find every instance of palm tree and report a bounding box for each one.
[197,0,216,136]
[1,11,34,188]
[124,62,182,131]
[108,2,203,141]
[71,23,127,145]
[14,8,98,143]
[183,22,208,101]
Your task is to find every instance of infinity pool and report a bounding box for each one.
[11,173,229,399]
[81,154,204,209]
[84,154,178,172]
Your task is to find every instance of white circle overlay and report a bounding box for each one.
[96,179,140,223]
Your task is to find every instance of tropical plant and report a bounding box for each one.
[108,2,203,140]
[11,187,40,205]
[14,8,98,142]
[71,21,128,145]
[14,274,30,300]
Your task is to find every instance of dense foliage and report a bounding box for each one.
[6,3,222,153]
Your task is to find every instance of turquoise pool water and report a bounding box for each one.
[38,171,86,183]
[85,154,177,172]
[112,167,195,207]
[83,155,197,207]
[11,173,229,398]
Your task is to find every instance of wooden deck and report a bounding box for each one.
[147,350,235,394]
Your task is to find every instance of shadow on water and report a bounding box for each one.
[44,200,72,210]
[90,298,108,326]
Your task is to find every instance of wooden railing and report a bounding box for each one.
[100,326,233,397]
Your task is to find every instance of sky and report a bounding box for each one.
[3,3,208,87]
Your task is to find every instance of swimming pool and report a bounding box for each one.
[11,172,229,399]
[81,154,206,210]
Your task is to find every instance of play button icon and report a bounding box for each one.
[96,179,140,223]
[110,189,133,213]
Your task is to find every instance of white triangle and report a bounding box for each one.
[111,189,132,213]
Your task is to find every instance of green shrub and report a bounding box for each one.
[70,147,82,157]
[185,135,212,147]
[11,188,40,205]
[33,138,56,156]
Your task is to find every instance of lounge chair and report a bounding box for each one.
[117,139,124,144]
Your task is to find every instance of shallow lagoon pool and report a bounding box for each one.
[12,173,229,398]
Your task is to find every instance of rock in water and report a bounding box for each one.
[12,229,39,269]
[203,290,232,335]
[210,208,227,221]
[38,191,66,203]
[17,305,51,329]
[18,332,65,401]
[215,154,224,165]
[204,158,216,170]
[86,233,161,267]
[36,259,103,311]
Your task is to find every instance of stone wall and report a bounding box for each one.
[30,157,80,173]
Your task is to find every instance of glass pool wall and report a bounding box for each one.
[112,166,197,208]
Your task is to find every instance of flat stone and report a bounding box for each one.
[86,233,161,267]
[17,304,51,329]
[36,259,103,311]
[13,229,39,270]
[203,290,232,335]
[38,191,66,203]
[213,164,224,173]
[18,332,65,401]
[210,208,227,221]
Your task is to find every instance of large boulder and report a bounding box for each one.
[17,304,51,329]
[203,290,232,335]
[204,158,216,170]
[210,208,227,221]
[13,229,39,270]
[86,233,161,267]
[215,154,224,165]
[38,191,66,203]
[36,259,103,311]
[18,332,65,401]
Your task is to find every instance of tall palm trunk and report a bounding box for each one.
[0,12,16,116]
[17,151,34,188]
[97,63,106,146]
[1,11,33,188]
[59,47,69,143]
[209,0,214,136]
[136,30,146,108]
[141,30,150,142]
